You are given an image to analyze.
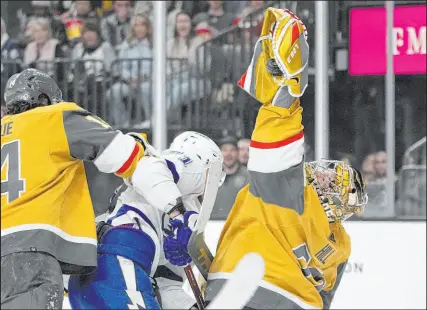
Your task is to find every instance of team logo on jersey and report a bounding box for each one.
[178,155,193,166]
[315,244,336,264]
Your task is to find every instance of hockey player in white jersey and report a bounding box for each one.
[68,131,225,309]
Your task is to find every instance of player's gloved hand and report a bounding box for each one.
[127,132,160,157]
[124,132,160,187]
[163,211,198,266]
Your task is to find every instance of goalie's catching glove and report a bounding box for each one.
[237,8,309,105]
[163,211,198,266]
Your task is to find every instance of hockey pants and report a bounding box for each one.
[1,252,64,309]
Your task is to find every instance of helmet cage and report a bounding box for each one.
[305,160,368,222]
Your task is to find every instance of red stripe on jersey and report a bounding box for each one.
[250,131,304,149]
[238,71,248,88]
[116,143,141,174]
[291,22,300,46]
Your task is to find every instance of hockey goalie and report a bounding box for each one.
[204,8,368,310]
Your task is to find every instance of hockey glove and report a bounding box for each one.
[237,8,309,105]
[124,132,160,187]
[127,132,160,157]
[163,211,198,266]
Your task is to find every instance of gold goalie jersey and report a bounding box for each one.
[1,102,144,274]
[205,8,350,310]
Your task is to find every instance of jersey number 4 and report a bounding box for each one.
[1,140,26,203]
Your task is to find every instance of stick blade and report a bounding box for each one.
[207,253,265,309]
[194,160,223,233]
[188,160,223,280]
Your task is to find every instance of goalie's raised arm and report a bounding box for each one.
[236,7,309,213]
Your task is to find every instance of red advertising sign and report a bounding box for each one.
[349,5,426,75]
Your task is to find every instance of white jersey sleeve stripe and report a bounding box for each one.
[248,135,304,173]
[93,132,137,173]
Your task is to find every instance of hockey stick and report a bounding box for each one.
[187,160,223,281]
[184,265,205,310]
[206,253,265,309]
[185,160,223,309]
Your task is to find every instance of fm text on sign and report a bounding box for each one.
[349,5,426,76]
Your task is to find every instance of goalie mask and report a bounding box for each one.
[305,160,368,222]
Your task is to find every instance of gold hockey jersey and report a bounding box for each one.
[206,101,350,309]
[1,102,144,274]
[205,7,349,309]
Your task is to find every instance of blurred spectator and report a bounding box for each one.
[134,1,153,16]
[193,0,234,34]
[165,1,193,40]
[133,1,209,36]
[189,20,213,74]
[108,14,153,127]
[240,0,265,19]
[56,0,111,17]
[189,1,210,17]
[165,11,205,117]
[60,0,99,44]
[71,21,115,114]
[234,0,265,35]
[61,1,98,24]
[51,0,73,15]
[100,0,132,51]
[24,18,66,80]
[361,153,377,183]
[336,151,356,166]
[189,20,227,92]
[99,0,114,17]
[237,138,250,166]
[223,1,248,16]
[211,136,250,220]
[361,151,396,218]
[17,1,67,47]
[166,1,181,39]
[373,151,388,182]
[167,12,193,66]
[71,21,116,78]
[222,23,259,85]
[134,0,188,22]
[1,17,23,79]
[191,12,209,28]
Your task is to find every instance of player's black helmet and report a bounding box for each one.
[4,68,63,115]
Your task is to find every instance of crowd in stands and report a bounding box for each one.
[1,0,271,127]
[1,1,425,220]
